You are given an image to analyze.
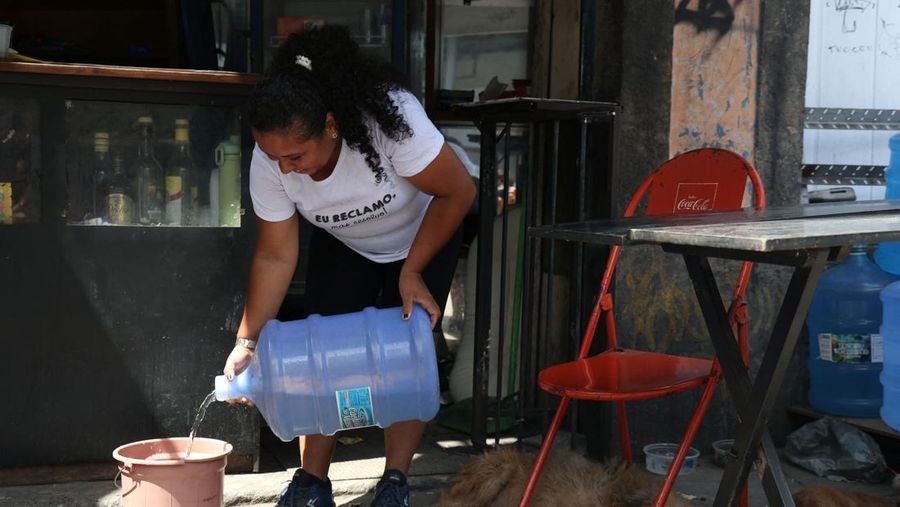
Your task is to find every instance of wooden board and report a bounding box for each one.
[788,404,900,441]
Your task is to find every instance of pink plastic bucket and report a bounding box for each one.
[113,437,233,506]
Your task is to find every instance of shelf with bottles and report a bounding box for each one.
[0,97,41,225]
[64,100,243,228]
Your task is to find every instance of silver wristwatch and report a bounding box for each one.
[235,337,257,351]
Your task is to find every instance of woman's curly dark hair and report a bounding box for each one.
[248,25,412,184]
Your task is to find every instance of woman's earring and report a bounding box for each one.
[331,131,338,139]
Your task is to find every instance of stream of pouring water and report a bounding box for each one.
[186,390,217,458]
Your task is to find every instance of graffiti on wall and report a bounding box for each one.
[674,0,742,39]
[669,0,760,160]
[832,0,875,33]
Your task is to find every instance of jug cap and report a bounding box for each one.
[217,136,241,155]
[891,133,900,151]
[214,374,250,402]
[881,279,900,302]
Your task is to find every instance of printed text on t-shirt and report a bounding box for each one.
[314,193,397,225]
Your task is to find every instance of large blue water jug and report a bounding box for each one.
[215,306,438,440]
[880,281,900,429]
[874,133,900,275]
[807,245,897,417]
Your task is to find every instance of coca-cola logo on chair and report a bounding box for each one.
[673,183,718,213]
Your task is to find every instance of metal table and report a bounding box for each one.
[530,200,900,507]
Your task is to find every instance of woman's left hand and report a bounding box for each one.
[399,269,440,329]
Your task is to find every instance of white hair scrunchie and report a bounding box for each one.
[295,54,312,71]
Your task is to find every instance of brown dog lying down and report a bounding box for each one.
[793,484,899,507]
[437,447,694,507]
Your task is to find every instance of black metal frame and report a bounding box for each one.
[669,244,840,507]
[456,98,619,450]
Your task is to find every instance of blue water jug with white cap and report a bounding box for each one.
[215,306,438,440]
[807,245,897,417]
[874,133,900,275]
[880,281,900,430]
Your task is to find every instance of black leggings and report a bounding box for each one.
[303,226,463,326]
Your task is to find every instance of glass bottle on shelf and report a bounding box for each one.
[106,152,134,225]
[216,134,241,227]
[90,132,111,222]
[165,118,195,226]
[134,116,164,225]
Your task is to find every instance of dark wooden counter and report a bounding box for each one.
[0,61,259,84]
[0,61,258,94]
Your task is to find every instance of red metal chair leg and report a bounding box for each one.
[616,401,633,463]
[519,396,571,507]
[740,484,748,507]
[653,377,719,507]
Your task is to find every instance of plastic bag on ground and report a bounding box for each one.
[784,417,889,483]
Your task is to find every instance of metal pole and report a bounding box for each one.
[541,120,560,434]
[496,122,512,445]
[569,117,589,448]
[518,125,537,446]
[473,120,497,450]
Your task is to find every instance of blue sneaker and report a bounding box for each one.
[277,468,335,507]
[370,469,409,507]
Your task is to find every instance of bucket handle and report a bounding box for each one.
[115,464,140,498]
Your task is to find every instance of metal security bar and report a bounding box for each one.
[456,98,618,450]
[804,108,900,130]
[801,107,898,185]
[801,164,886,186]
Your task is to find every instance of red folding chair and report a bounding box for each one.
[519,148,766,507]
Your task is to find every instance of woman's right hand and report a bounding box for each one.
[222,345,255,406]
[223,345,254,381]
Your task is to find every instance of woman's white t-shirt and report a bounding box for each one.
[249,91,445,263]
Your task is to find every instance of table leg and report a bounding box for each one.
[760,432,793,502]
[682,250,829,507]
[473,120,497,450]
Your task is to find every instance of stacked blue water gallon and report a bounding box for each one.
[878,133,900,429]
[874,133,900,276]
[807,245,897,417]
[881,281,900,429]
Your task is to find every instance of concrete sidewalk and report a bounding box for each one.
[0,466,451,507]
[0,424,470,507]
[1,423,896,506]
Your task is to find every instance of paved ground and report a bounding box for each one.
[1,422,897,506]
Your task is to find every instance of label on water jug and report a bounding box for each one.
[336,386,375,430]
[817,333,883,363]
